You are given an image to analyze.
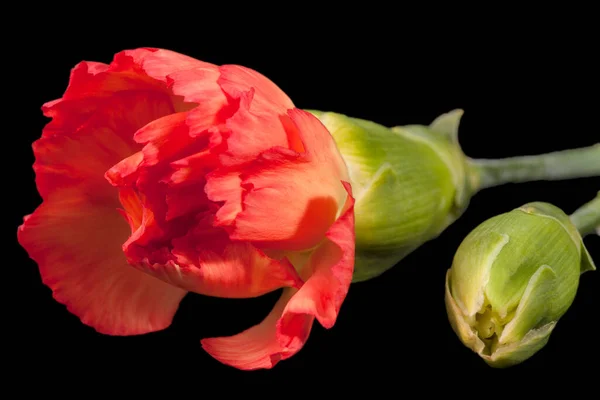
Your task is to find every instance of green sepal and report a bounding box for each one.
[353,163,402,251]
[518,202,581,249]
[499,265,557,345]
[394,110,471,215]
[482,322,556,368]
[450,230,510,318]
[519,201,597,274]
[580,243,596,274]
[429,108,464,145]
[445,269,486,356]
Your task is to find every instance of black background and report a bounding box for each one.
[11,10,599,389]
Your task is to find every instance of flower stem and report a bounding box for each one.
[467,144,600,193]
[570,192,600,237]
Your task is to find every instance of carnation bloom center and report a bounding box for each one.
[104,93,346,276]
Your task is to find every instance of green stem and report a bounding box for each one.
[570,192,600,237]
[467,144,600,193]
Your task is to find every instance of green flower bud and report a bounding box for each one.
[310,110,475,282]
[310,109,600,283]
[444,198,597,367]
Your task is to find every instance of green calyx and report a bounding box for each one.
[310,109,474,282]
[445,201,596,367]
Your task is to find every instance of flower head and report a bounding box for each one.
[18,48,355,370]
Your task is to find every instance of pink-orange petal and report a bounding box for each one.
[138,237,302,298]
[165,67,229,111]
[286,108,349,182]
[281,182,355,329]
[213,109,350,251]
[230,148,342,250]
[17,190,187,335]
[201,289,309,370]
[113,48,216,85]
[218,64,294,114]
[204,169,244,226]
[201,185,355,370]
[219,88,291,166]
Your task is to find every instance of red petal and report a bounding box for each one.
[134,219,303,298]
[214,64,305,167]
[41,58,165,138]
[104,151,144,188]
[40,61,110,137]
[17,190,187,335]
[133,111,194,166]
[41,48,218,140]
[201,290,307,370]
[226,109,350,251]
[165,181,210,221]
[115,49,233,122]
[104,108,227,266]
[35,91,174,200]
[204,169,244,226]
[106,100,229,189]
[285,108,349,180]
[47,57,160,104]
[282,183,355,329]
[218,89,292,166]
[166,149,218,187]
[104,110,216,191]
[118,188,144,231]
[201,185,355,370]
[120,191,168,259]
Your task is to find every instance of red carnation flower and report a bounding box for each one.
[18,48,355,370]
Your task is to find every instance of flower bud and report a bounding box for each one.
[310,109,475,282]
[444,200,596,367]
